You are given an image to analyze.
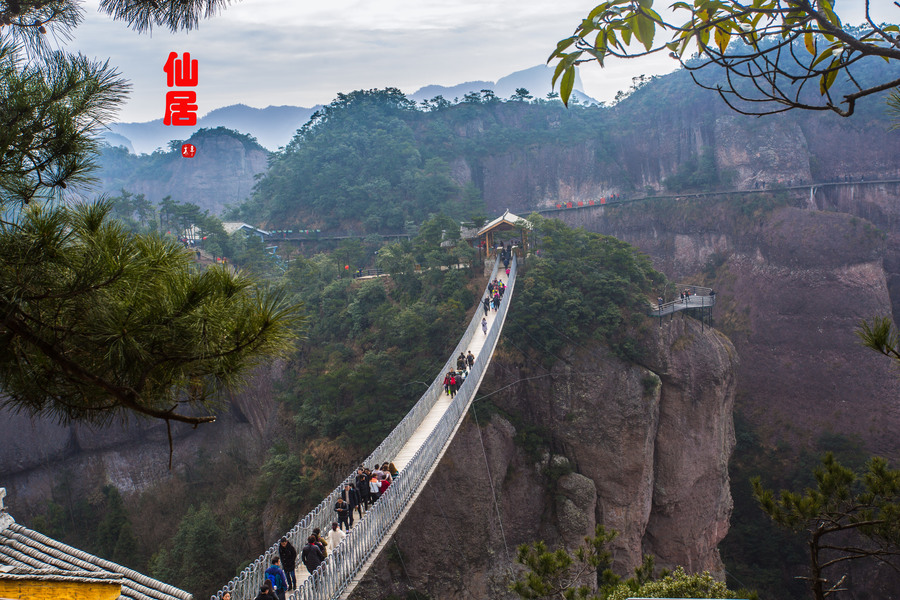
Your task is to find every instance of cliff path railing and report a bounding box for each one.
[213,255,517,600]
[651,284,716,317]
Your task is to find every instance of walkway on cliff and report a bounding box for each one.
[212,257,518,600]
[651,290,716,317]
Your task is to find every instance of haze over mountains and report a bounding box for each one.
[103,64,595,154]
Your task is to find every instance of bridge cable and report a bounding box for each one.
[470,402,514,577]
[428,485,481,600]
[392,538,422,600]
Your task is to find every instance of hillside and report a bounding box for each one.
[96,127,269,215]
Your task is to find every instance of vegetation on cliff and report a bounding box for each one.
[228,88,613,231]
[511,524,754,600]
[508,214,663,362]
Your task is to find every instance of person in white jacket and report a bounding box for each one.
[326,521,346,550]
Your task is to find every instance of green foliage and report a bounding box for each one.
[276,218,478,450]
[95,485,139,568]
[0,200,302,427]
[237,89,612,231]
[752,453,900,600]
[150,504,228,598]
[549,2,900,116]
[721,413,876,600]
[0,39,128,206]
[510,525,750,600]
[663,149,720,192]
[604,567,745,600]
[508,215,663,363]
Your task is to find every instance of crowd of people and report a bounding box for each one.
[246,270,509,600]
[443,350,476,397]
[482,277,507,316]
[249,462,401,599]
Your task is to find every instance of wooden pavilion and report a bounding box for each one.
[473,210,531,257]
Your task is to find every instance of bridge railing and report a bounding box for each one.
[213,257,509,600]
[294,254,518,600]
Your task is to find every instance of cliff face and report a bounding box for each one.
[555,193,900,458]
[0,364,281,518]
[350,316,737,600]
[97,129,269,215]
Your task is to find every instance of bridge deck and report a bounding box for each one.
[288,268,509,592]
[392,272,504,471]
[215,258,516,600]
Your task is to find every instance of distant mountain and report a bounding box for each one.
[98,127,269,215]
[105,104,319,154]
[408,64,597,105]
[105,65,596,155]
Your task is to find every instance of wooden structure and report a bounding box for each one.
[472,209,531,257]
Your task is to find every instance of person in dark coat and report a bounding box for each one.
[355,468,370,511]
[278,537,298,591]
[335,497,351,530]
[343,482,361,523]
[301,535,325,574]
[456,352,466,371]
[254,584,276,600]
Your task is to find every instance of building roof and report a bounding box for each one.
[475,209,531,237]
[222,222,269,236]
[0,489,192,600]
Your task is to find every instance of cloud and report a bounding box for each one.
[71,0,621,121]
[71,0,886,122]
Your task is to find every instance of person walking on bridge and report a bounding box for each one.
[356,468,370,512]
[482,317,488,334]
[342,483,360,525]
[483,296,490,316]
[466,350,475,369]
[456,352,467,371]
[264,557,288,600]
[301,535,325,575]
[326,521,345,551]
[335,497,351,530]
[278,537,297,591]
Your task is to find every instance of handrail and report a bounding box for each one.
[213,257,514,600]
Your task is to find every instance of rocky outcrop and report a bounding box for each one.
[558,196,900,458]
[97,129,269,215]
[0,364,281,516]
[350,317,737,600]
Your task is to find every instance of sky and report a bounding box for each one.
[67,0,896,123]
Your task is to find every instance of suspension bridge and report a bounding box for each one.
[212,256,518,600]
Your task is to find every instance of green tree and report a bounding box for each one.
[509,215,663,362]
[96,485,139,568]
[151,504,228,598]
[1,1,301,430]
[0,201,300,432]
[549,1,900,116]
[752,453,900,600]
[510,524,750,600]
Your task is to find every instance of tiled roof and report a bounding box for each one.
[475,209,531,236]
[0,510,192,600]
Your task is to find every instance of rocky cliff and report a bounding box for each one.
[97,128,269,216]
[552,193,900,460]
[350,316,737,600]
[0,363,281,519]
